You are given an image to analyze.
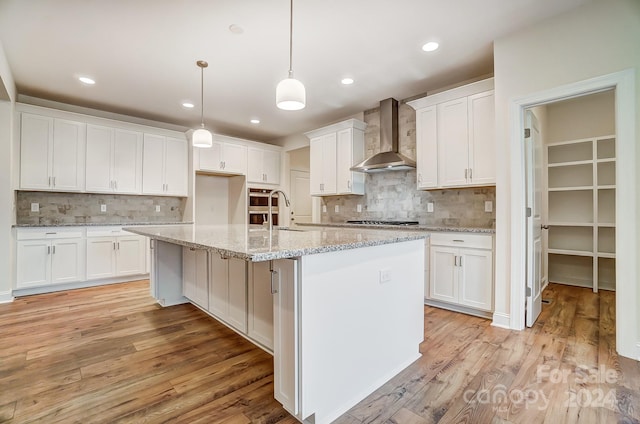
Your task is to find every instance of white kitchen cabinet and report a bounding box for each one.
[16,229,85,289]
[408,78,495,189]
[309,133,337,196]
[198,139,247,175]
[248,261,275,350]
[182,247,209,309]
[86,229,146,280]
[20,113,86,191]
[85,124,143,194]
[142,134,188,196]
[208,254,247,332]
[429,233,493,312]
[306,119,366,196]
[248,147,281,185]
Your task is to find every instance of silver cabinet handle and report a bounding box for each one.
[53,176,56,187]
[47,246,51,254]
[48,176,51,186]
[459,256,463,267]
[464,169,468,180]
[469,168,472,181]
[220,161,223,169]
[347,180,351,189]
[270,269,279,294]
[52,245,56,254]
[453,239,464,243]
[113,242,117,250]
[418,174,422,183]
[117,242,120,250]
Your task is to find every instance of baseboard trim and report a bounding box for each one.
[636,342,640,362]
[12,274,149,298]
[0,290,15,303]
[492,312,511,329]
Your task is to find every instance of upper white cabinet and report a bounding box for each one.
[86,124,143,194]
[248,147,281,185]
[20,113,86,192]
[408,78,495,189]
[142,134,188,196]
[197,137,247,175]
[305,119,366,196]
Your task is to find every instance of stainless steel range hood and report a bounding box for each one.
[350,98,416,173]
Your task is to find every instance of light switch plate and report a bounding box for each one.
[334,205,340,213]
[485,201,493,212]
[155,205,161,212]
[379,268,391,283]
[357,204,362,213]
[31,203,39,212]
[322,205,327,213]
[100,204,107,212]
[427,202,434,213]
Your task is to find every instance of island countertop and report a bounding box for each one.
[125,224,428,262]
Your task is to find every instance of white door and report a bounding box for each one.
[209,253,229,319]
[468,91,496,185]
[198,141,223,172]
[437,98,469,187]
[86,237,116,280]
[164,137,188,196]
[458,248,493,311]
[309,138,324,195]
[290,170,312,225]
[85,124,114,192]
[16,240,51,288]
[20,114,52,190]
[263,149,281,185]
[525,109,543,327]
[247,147,264,183]
[113,129,142,194]
[51,239,83,284]
[116,236,145,276]
[321,134,337,193]
[415,106,438,189]
[222,143,247,174]
[248,261,274,349]
[52,119,84,191]
[227,258,247,332]
[142,134,166,195]
[429,246,458,303]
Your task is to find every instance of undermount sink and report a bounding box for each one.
[276,227,306,232]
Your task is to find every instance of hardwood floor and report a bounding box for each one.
[1,281,638,423]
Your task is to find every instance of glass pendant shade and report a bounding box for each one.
[276,76,306,110]
[192,126,212,148]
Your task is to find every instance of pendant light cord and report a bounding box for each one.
[288,0,294,77]
[200,64,205,127]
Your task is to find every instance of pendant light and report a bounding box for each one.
[192,60,213,147]
[276,0,305,110]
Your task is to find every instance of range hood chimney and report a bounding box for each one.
[350,98,416,173]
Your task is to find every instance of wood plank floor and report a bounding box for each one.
[1,281,638,423]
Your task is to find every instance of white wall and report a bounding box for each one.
[195,174,229,225]
[546,90,615,143]
[494,0,640,357]
[0,40,16,302]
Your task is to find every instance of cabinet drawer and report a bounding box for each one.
[429,232,492,249]
[16,227,84,240]
[86,227,126,237]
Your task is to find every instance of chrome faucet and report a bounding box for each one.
[266,189,290,231]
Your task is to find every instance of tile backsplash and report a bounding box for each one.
[16,191,186,226]
[321,100,496,228]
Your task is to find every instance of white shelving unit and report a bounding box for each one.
[546,136,616,292]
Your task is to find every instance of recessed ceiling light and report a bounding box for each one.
[250,119,260,124]
[229,24,244,34]
[182,102,195,108]
[422,41,439,52]
[78,76,95,85]
[341,78,354,85]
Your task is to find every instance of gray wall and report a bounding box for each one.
[16,191,186,225]
[320,101,496,228]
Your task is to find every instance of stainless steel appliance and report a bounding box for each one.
[248,188,279,225]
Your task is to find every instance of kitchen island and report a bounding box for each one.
[125,224,427,424]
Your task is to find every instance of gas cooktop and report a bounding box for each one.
[346,220,419,226]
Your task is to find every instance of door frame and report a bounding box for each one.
[508,69,637,359]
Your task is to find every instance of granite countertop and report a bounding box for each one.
[124,224,429,262]
[297,222,496,234]
[14,221,192,228]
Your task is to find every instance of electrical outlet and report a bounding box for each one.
[100,204,107,212]
[30,203,39,212]
[357,204,362,213]
[485,201,493,212]
[379,268,391,284]
[322,205,327,213]
[427,202,434,213]
[334,205,340,213]
[155,205,161,212]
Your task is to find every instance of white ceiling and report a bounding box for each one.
[0,0,590,143]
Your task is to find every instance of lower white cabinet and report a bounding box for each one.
[248,261,275,350]
[209,254,247,333]
[429,233,493,311]
[16,229,85,289]
[86,228,146,280]
[182,247,208,309]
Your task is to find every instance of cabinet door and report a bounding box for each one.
[183,247,208,308]
[16,240,51,288]
[142,134,166,195]
[198,141,223,172]
[309,137,324,195]
[51,239,84,284]
[437,98,469,187]
[113,129,143,194]
[52,119,85,191]
[263,149,281,185]
[247,147,264,183]
[20,113,52,190]
[116,235,146,276]
[459,249,493,311]
[415,106,438,189]
[337,128,364,195]
[222,143,247,175]
[248,261,274,349]
[321,134,337,194]
[468,91,496,186]
[209,254,229,319]
[227,258,247,332]
[164,137,188,196]
[429,246,458,303]
[86,237,116,280]
[85,125,114,192]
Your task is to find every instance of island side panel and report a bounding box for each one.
[298,239,425,424]
[151,240,188,306]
